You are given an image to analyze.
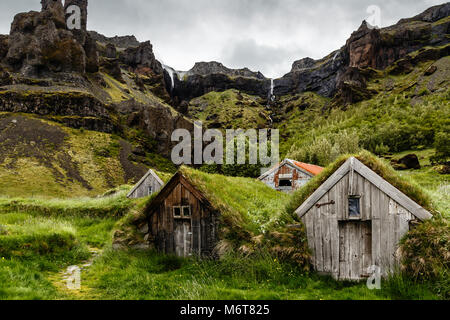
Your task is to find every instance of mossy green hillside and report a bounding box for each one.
[187,89,269,129]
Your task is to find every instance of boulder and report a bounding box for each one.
[391,154,421,170]
[105,43,117,59]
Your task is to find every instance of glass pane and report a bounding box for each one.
[174,207,181,217]
[279,179,292,187]
[349,197,361,217]
[183,206,191,217]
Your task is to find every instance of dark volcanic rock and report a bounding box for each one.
[88,31,140,49]
[275,3,450,100]
[391,154,421,170]
[168,61,269,104]
[188,61,265,79]
[105,43,117,59]
[119,41,163,74]
[172,73,269,105]
[0,91,114,132]
[99,57,123,82]
[276,49,346,98]
[5,0,96,76]
[0,35,9,61]
[113,99,194,157]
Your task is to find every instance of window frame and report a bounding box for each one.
[173,205,191,219]
[348,195,362,219]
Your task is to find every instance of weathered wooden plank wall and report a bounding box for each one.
[149,181,219,257]
[128,174,163,198]
[301,171,414,280]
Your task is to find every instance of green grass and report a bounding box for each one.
[82,249,441,300]
[188,90,269,129]
[0,187,133,219]
[0,191,130,300]
[177,166,291,236]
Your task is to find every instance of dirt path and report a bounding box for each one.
[48,247,102,300]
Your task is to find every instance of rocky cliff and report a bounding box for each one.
[277,3,450,104]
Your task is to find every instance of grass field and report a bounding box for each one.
[0,160,447,300]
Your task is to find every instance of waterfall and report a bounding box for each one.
[269,79,275,102]
[162,64,175,90]
[332,51,339,61]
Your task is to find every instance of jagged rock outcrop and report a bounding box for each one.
[119,41,163,75]
[188,61,265,79]
[276,49,346,98]
[277,3,449,101]
[113,99,194,157]
[167,62,269,106]
[0,35,8,62]
[88,31,140,49]
[0,91,114,132]
[3,0,100,76]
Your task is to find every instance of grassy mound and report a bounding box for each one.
[0,213,79,258]
[0,187,133,219]
[399,218,449,299]
[143,167,311,267]
[178,166,290,237]
[286,150,434,216]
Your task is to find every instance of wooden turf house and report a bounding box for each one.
[294,156,433,281]
[127,169,164,199]
[258,159,323,193]
[144,167,287,258]
[144,170,220,257]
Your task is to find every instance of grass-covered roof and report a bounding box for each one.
[286,151,435,216]
[177,166,291,235]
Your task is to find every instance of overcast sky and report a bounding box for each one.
[0,0,445,77]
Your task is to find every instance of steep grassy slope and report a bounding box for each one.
[187,89,269,129]
[282,54,450,166]
[0,113,173,198]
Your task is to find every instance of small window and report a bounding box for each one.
[148,186,153,196]
[183,206,191,217]
[279,179,293,187]
[173,207,181,217]
[349,196,361,217]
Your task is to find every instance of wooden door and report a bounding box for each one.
[174,220,192,257]
[338,221,372,280]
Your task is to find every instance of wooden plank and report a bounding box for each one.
[302,213,315,267]
[352,158,432,220]
[363,176,371,220]
[322,193,331,273]
[296,160,351,217]
[339,222,346,280]
[329,187,340,279]
[379,191,390,273]
[372,218,381,267]
[313,206,323,272]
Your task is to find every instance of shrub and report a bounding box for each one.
[398,218,449,299]
[431,131,450,165]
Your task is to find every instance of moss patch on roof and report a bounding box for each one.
[179,166,291,236]
[285,151,434,217]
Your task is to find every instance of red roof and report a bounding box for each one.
[291,160,324,176]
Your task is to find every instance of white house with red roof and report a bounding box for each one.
[258,159,324,193]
